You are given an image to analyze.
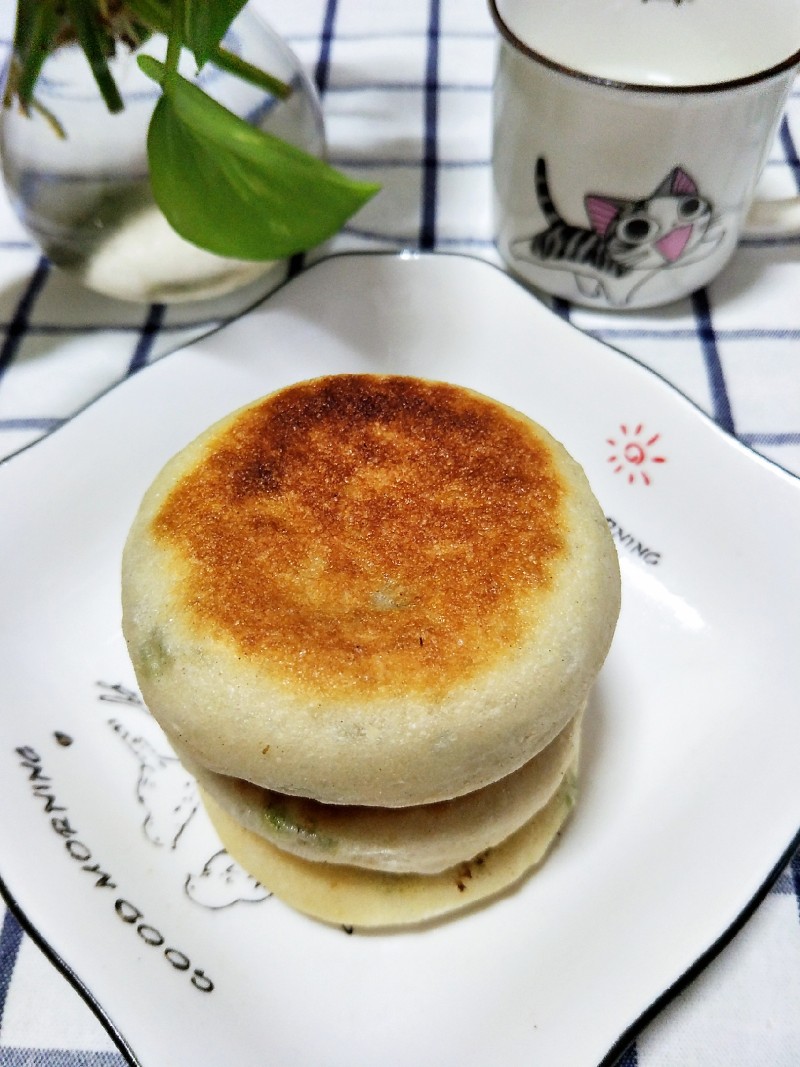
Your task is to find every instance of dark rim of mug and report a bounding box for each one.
[488,0,800,94]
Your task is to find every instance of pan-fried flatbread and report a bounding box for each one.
[122,375,619,807]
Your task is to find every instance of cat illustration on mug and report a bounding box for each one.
[511,158,725,306]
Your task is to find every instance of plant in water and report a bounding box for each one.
[3,0,380,261]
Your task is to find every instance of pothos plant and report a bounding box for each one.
[3,0,380,260]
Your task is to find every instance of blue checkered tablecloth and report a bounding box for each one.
[1,1,799,1065]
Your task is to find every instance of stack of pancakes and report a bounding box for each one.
[121,374,620,927]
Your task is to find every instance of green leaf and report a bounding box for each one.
[183,0,248,68]
[143,68,380,260]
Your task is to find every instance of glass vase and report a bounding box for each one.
[0,8,325,303]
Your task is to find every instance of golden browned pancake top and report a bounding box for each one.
[152,375,567,699]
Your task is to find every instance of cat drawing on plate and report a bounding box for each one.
[511,158,724,306]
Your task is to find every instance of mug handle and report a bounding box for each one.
[743,197,800,237]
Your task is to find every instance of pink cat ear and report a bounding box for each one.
[670,168,697,195]
[585,196,621,236]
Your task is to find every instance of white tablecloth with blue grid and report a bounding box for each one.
[1,1,799,1065]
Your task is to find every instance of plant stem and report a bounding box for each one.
[64,0,125,112]
[9,1,59,110]
[164,0,183,74]
[213,47,292,101]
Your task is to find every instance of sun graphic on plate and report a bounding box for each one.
[606,424,667,486]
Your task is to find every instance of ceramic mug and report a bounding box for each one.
[489,0,800,310]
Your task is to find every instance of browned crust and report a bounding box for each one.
[151,375,567,699]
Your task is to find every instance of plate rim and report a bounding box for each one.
[3,824,799,1067]
[0,869,140,1066]
[1,250,798,490]
[598,823,800,1066]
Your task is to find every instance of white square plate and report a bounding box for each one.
[1,253,798,1067]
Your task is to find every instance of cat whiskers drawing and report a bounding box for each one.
[511,158,724,306]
